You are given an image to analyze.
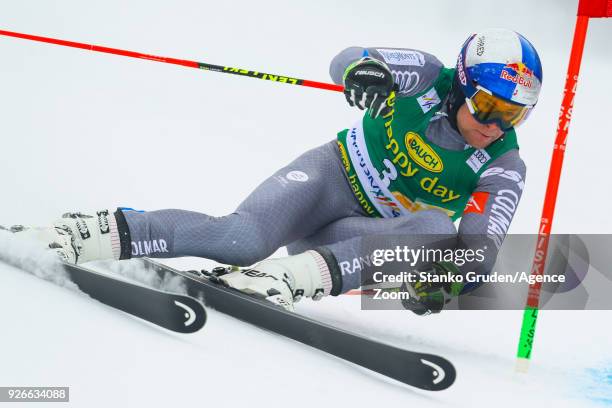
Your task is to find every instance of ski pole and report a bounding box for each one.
[0,29,344,93]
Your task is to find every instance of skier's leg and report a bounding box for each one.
[218,209,457,309]
[290,209,458,292]
[122,141,363,266]
[287,209,455,254]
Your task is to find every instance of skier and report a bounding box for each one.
[7,28,542,315]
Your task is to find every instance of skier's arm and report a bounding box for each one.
[400,150,526,314]
[455,149,527,292]
[329,46,444,97]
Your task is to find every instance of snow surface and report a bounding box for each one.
[1,0,611,406]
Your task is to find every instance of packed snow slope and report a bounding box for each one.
[0,0,611,406]
[1,252,611,407]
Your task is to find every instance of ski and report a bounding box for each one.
[140,258,456,391]
[61,261,206,334]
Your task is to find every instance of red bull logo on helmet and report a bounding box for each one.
[505,62,534,77]
[500,62,534,88]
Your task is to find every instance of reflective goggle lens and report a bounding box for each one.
[466,87,532,130]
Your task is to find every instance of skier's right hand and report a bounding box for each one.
[400,262,464,316]
[342,57,396,119]
[2,210,118,264]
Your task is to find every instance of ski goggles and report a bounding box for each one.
[465,86,533,131]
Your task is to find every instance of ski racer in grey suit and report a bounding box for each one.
[8,28,542,315]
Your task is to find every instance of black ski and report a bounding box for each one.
[140,258,456,391]
[61,261,206,333]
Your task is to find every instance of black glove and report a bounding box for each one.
[400,262,464,316]
[342,57,396,119]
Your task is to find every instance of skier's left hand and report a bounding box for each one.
[401,262,464,316]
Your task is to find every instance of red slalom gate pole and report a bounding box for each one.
[0,29,344,93]
[515,14,590,372]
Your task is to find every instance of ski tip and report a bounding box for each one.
[515,357,530,373]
